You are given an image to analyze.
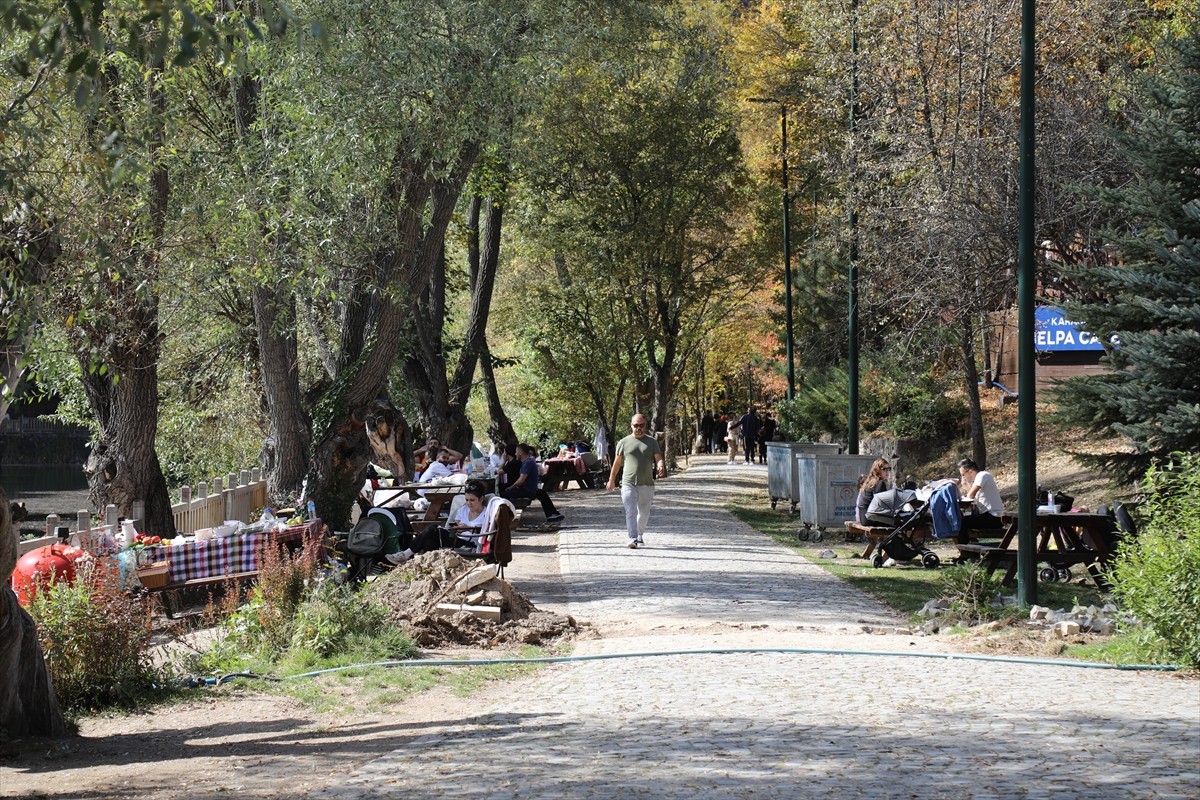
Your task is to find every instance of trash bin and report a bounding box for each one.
[794,453,878,533]
[766,442,843,513]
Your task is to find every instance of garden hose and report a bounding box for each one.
[190,646,1179,686]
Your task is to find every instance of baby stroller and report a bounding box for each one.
[864,487,941,570]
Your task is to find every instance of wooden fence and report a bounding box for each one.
[16,468,269,555]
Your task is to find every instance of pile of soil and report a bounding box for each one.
[369,550,582,648]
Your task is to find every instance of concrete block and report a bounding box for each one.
[1029,605,1050,621]
[454,563,498,594]
[465,589,486,605]
[1055,621,1081,637]
[434,602,502,621]
[1092,619,1116,635]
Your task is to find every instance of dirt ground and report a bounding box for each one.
[0,524,580,800]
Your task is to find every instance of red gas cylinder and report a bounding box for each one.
[11,544,87,606]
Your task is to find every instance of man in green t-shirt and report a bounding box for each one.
[606,413,667,549]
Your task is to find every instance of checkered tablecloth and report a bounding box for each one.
[140,519,325,585]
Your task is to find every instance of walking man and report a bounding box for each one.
[739,406,761,464]
[606,414,667,549]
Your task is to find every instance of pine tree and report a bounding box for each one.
[1055,23,1200,483]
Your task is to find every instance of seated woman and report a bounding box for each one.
[386,480,495,565]
[855,458,892,525]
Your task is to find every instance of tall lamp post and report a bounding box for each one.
[1015,0,1038,605]
[749,97,796,401]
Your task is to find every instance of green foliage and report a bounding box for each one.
[1055,23,1200,483]
[777,356,964,442]
[935,562,1002,624]
[1110,454,1200,667]
[288,581,396,659]
[27,560,170,715]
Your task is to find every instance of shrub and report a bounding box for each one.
[27,559,167,714]
[1110,454,1200,667]
[935,562,1002,623]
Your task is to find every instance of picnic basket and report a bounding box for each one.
[137,561,171,589]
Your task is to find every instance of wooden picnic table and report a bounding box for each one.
[541,457,593,491]
[374,478,497,522]
[138,519,328,615]
[958,512,1115,589]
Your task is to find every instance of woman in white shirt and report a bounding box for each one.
[386,481,488,565]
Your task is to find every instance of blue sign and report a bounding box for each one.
[1035,306,1107,352]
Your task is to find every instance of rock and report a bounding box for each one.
[894,627,913,635]
[882,558,897,567]
[818,549,837,559]
[920,598,950,617]
[1029,605,1050,621]
[921,619,940,634]
[1055,621,1081,637]
[1079,615,1096,632]
[1092,618,1116,635]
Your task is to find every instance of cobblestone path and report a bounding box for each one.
[313,458,1200,799]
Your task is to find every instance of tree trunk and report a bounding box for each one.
[961,317,987,468]
[76,55,173,535]
[297,142,480,532]
[364,397,411,483]
[0,490,66,738]
[81,363,174,534]
[480,346,516,447]
[253,284,311,504]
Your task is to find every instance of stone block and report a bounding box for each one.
[1029,605,1050,621]
[1055,621,1081,637]
[434,602,502,621]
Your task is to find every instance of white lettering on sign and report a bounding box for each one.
[1036,329,1078,347]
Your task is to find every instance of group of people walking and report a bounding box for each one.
[699,408,778,465]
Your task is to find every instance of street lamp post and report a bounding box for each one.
[749,98,796,401]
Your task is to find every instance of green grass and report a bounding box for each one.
[255,646,552,714]
[730,490,1107,618]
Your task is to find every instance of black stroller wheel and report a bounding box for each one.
[872,554,885,568]
[1039,567,1057,583]
[1056,568,1072,583]
[922,552,940,569]
[810,530,824,543]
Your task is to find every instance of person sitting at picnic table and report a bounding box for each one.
[855,458,892,524]
[414,437,462,472]
[955,457,1005,544]
[386,480,512,564]
[418,447,458,482]
[502,443,565,523]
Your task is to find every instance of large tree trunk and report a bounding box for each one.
[364,397,411,483]
[0,489,66,738]
[253,285,311,504]
[76,57,173,535]
[480,346,516,447]
[961,316,987,468]
[295,143,479,532]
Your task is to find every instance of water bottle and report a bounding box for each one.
[306,499,316,520]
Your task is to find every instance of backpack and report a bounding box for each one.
[345,517,386,557]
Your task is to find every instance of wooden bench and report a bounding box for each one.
[846,521,935,559]
[954,543,1103,587]
[144,571,260,617]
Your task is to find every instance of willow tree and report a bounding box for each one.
[232,0,644,528]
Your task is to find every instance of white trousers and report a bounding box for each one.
[621,483,655,540]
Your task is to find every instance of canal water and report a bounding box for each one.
[1,464,92,531]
